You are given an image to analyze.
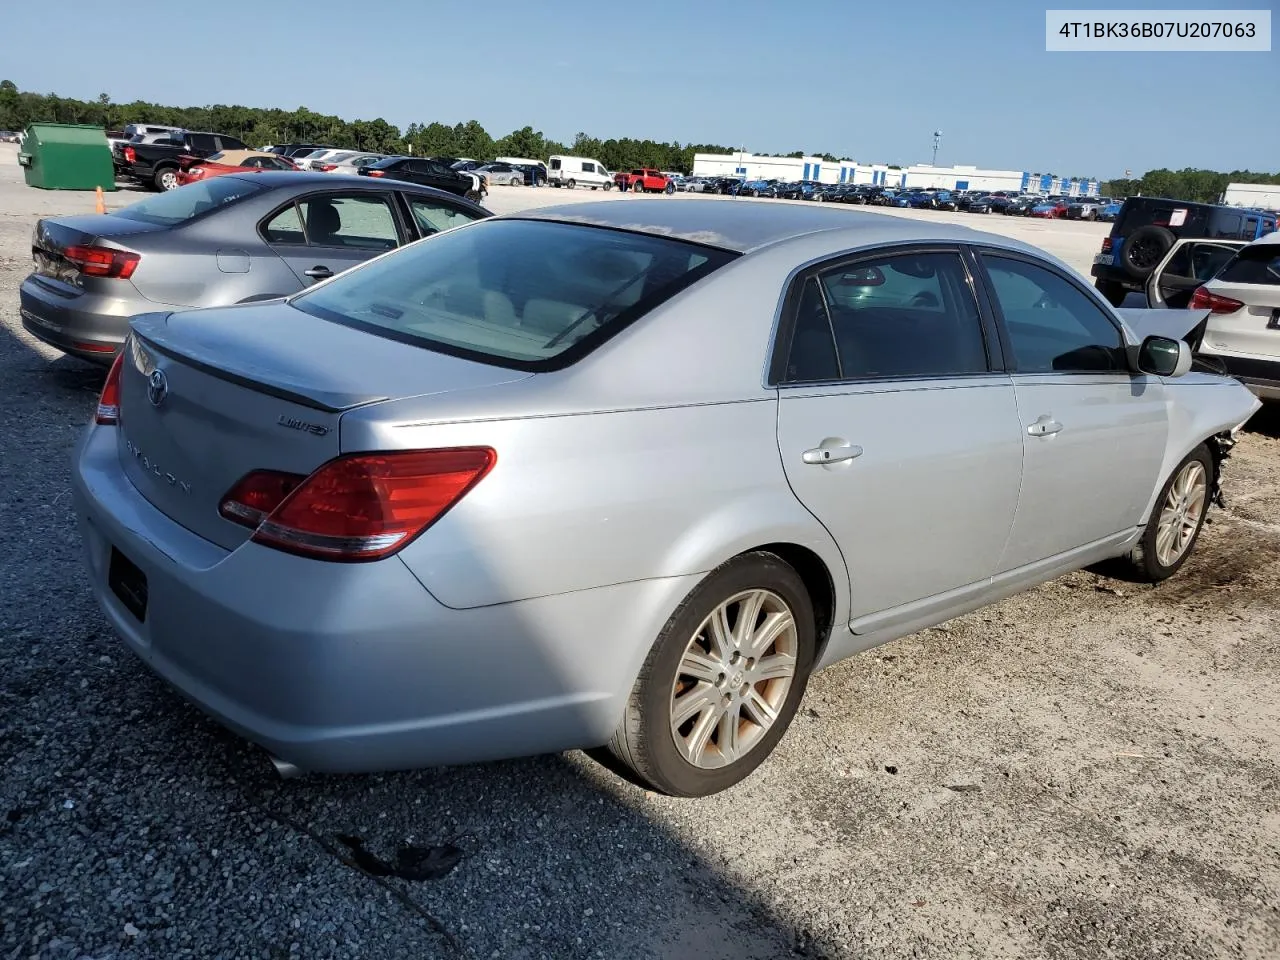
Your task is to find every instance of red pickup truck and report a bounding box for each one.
[614,168,674,194]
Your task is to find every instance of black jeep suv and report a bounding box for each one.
[1091,197,1277,306]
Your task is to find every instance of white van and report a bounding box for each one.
[548,155,614,190]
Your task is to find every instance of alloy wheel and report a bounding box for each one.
[668,589,798,769]
[1155,460,1207,567]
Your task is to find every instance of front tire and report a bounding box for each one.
[608,552,815,797]
[567,179,576,189]
[1124,445,1212,582]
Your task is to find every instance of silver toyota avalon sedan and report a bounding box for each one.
[72,200,1260,797]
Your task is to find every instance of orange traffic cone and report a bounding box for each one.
[95,186,105,214]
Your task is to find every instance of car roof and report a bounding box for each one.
[1247,231,1280,247]
[504,198,1048,256]
[211,150,278,165]
[214,171,490,211]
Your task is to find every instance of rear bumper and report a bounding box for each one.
[72,424,697,773]
[19,274,150,363]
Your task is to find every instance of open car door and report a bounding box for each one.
[1145,238,1247,308]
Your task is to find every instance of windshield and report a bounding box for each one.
[112,176,266,226]
[291,219,738,370]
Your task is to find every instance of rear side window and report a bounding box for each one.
[112,177,265,226]
[1215,245,1280,286]
[782,251,988,383]
[291,219,737,369]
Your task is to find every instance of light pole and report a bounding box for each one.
[931,130,942,166]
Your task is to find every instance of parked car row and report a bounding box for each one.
[672,177,1125,221]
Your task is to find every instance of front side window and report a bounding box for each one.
[407,197,484,236]
[782,251,988,382]
[981,254,1123,373]
[1161,243,1240,283]
[291,219,736,369]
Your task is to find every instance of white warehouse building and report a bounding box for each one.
[691,153,1099,196]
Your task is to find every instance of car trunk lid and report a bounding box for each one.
[117,304,531,550]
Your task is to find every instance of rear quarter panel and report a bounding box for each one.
[128,220,299,308]
[354,399,845,613]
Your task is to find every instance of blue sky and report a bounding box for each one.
[5,0,1275,177]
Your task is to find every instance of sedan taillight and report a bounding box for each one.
[219,448,496,562]
[64,244,141,280]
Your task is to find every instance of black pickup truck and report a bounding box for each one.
[114,131,248,191]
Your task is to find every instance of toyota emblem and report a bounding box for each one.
[146,369,169,407]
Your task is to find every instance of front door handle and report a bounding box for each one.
[1027,415,1063,437]
[802,439,863,464]
[304,265,334,280]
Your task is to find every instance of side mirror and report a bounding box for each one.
[1137,335,1193,377]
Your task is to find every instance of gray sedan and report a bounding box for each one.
[19,172,489,363]
[73,201,1259,797]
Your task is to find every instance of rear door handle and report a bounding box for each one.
[1027,416,1063,437]
[802,439,863,464]
[304,265,333,280]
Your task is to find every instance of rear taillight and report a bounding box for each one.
[365,169,385,177]
[95,351,125,425]
[318,163,337,172]
[1189,286,1244,314]
[219,448,496,562]
[218,470,306,526]
[1101,237,1113,253]
[123,147,135,164]
[64,244,141,280]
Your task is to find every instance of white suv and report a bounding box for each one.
[1187,233,1280,401]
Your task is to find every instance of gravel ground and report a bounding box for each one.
[2,146,1278,959]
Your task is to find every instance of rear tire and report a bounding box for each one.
[1123,445,1212,583]
[634,180,645,193]
[155,167,179,191]
[567,179,576,189]
[607,552,816,797]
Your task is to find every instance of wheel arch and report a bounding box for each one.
[1141,383,1260,521]
[745,542,838,663]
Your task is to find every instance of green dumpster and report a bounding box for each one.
[17,123,116,191]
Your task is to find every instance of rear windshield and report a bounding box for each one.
[112,176,266,226]
[291,219,738,370]
[1216,245,1280,286]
